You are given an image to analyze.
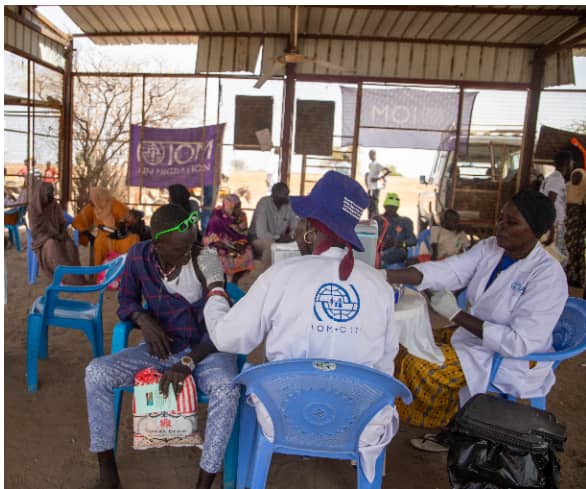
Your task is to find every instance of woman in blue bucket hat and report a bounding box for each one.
[204,170,403,483]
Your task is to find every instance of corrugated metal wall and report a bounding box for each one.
[195,33,575,87]
[4,9,66,69]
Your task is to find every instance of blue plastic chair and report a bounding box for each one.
[487,297,586,410]
[26,212,80,285]
[234,359,412,489]
[26,255,127,392]
[111,282,246,489]
[4,206,27,252]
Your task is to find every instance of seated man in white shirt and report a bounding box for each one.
[248,182,298,271]
[205,171,400,482]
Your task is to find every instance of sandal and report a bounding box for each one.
[410,433,448,453]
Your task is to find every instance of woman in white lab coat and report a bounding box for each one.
[203,170,400,482]
[386,190,568,451]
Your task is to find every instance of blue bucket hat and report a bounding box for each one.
[289,171,369,252]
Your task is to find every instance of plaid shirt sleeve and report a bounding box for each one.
[117,244,145,321]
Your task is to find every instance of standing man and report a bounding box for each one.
[248,182,298,271]
[540,150,572,264]
[366,149,391,219]
[43,161,58,184]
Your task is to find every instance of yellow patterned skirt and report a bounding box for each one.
[396,327,467,429]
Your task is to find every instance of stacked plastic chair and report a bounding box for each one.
[487,297,586,409]
[234,359,412,489]
[110,282,246,489]
[26,255,127,392]
[4,206,27,252]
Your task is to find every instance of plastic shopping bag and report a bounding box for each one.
[132,367,202,450]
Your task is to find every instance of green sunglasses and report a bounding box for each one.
[154,210,199,240]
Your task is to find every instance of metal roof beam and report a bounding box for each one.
[71,29,538,50]
[318,6,585,18]
[543,15,586,55]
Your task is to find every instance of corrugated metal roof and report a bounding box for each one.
[61,5,586,85]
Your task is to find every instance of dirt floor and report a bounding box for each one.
[4,180,586,489]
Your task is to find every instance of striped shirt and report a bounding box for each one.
[117,241,207,353]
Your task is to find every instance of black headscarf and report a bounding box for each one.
[168,184,191,214]
[511,190,556,238]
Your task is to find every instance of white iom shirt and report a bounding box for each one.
[205,247,399,482]
[413,237,568,404]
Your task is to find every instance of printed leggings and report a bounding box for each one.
[85,344,240,473]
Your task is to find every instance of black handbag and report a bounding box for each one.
[439,394,566,489]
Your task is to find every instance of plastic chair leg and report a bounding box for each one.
[357,449,385,489]
[13,228,22,252]
[38,322,49,360]
[223,396,241,489]
[530,397,546,410]
[249,434,273,489]
[237,398,258,489]
[26,314,43,392]
[113,389,124,455]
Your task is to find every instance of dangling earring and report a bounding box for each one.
[303,230,315,244]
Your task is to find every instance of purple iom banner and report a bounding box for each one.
[128,124,225,188]
[341,87,477,153]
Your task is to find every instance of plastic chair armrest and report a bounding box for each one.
[112,321,139,354]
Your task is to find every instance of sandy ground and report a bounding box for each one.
[4,178,586,489]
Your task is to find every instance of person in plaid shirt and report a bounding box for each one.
[85,204,239,489]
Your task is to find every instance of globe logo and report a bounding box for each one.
[313,283,360,323]
[140,142,165,166]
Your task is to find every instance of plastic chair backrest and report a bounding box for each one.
[550,298,586,356]
[489,298,586,387]
[234,359,411,454]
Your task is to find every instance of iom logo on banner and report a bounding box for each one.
[128,124,225,188]
[313,283,360,323]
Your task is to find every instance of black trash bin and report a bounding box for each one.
[439,394,566,489]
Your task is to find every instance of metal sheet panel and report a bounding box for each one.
[196,35,261,73]
[4,13,66,69]
[260,37,287,77]
[381,42,398,77]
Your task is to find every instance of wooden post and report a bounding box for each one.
[518,48,546,191]
[300,154,307,195]
[61,41,74,209]
[350,82,363,181]
[449,87,464,209]
[280,62,296,185]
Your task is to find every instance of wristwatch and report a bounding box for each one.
[181,355,196,372]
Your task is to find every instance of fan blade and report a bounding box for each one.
[254,60,284,89]
[309,56,356,74]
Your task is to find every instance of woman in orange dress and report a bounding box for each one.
[73,187,139,265]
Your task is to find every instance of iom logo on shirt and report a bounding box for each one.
[313,283,361,323]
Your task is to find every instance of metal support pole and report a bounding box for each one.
[61,41,74,209]
[350,82,363,181]
[518,49,546,191]
[280,62,296,185]
[449,87,464,209]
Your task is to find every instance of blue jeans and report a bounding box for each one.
[85,344,240,473]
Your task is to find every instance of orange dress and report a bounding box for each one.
[73,199,139,265]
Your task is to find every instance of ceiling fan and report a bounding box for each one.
[254,6,356,89]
